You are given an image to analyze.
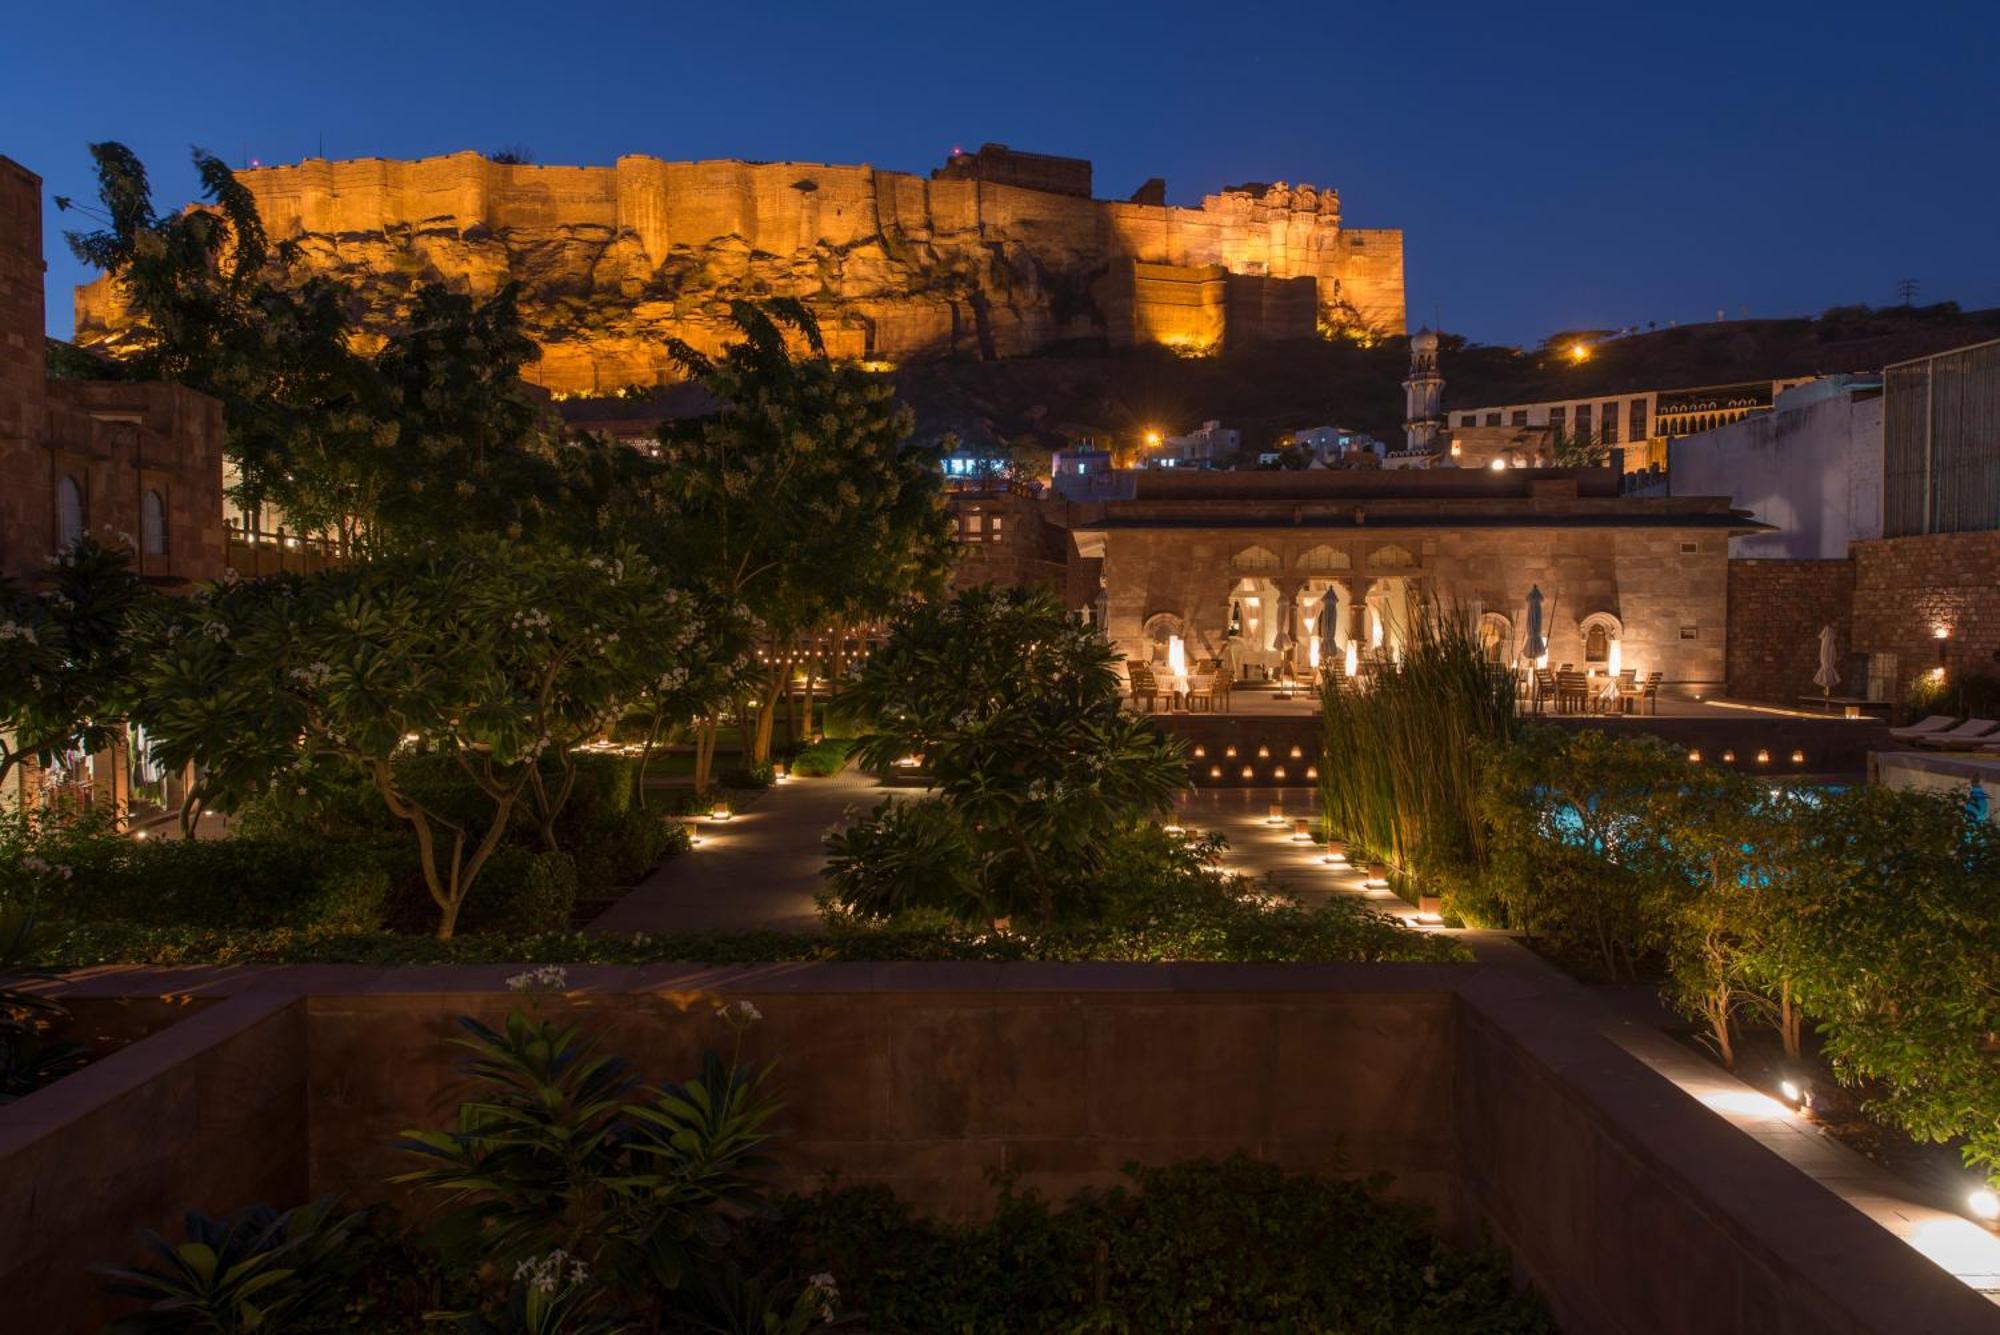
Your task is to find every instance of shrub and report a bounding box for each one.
[93,1198,366,1333]
[571,802,679,889]
[456,848,578,936]
[822,796,979,920]
[758,1157,1552,1334]
[787,736,853,777]
[1902,669,2000,723]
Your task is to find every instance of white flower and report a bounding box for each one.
[808,1271,839,1318]
[506,964,569,994]
[714,999,762,1023]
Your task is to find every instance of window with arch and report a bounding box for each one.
[1477,614,1512,665]
[1231,545,1280,572]
[1579,613,1622,664]
[1296,544,1350,573]
[1367,543,1415,570]
[1140,612,1186,665]
[141,489,168,556]
[56,476,86,550]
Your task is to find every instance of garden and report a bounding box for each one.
[1313,612,2000,1219]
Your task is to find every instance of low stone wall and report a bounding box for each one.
[0,993,307,1326]
[1727,559,1856,704]
[8,962,1997,1334]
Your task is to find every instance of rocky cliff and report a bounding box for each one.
[73,151,1405,395]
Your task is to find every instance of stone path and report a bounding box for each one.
[1174,786,1426,923]
[587,765,885,935]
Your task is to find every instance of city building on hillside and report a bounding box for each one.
[1284,425,1386,465]
[1154,420,1240,469]
[1449,377,1815,473]
[1445,425,1556,471]
[1669,375,1884,559]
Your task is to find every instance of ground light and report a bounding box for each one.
[1777,1078,1811,1112]
[1266,803,1285,825]
[1163,819,1185,835]
[1323,839,1348,866]
[709,802,732,822]
[1291,818,1313,842]
[1364,862,1390,889]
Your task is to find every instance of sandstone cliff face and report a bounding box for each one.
[74,152,1406,396]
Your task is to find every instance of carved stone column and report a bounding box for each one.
[1346,576,1375,645]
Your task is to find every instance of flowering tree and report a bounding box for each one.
[134,542,697,937]
[0,540,150,801]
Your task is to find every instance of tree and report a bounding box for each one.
[0,540,150,802]
[650,300,954,774]
[133,542,697,937]
[829,586,1187,923]
[1772,786,2000,1175]
[1548,423,1611,468]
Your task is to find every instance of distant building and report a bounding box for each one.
[1285,425,1386,465]
[1154,420,1240,469]
[1669,376,1884,559]
[1881,337,2000,538]
[1449,377,1815,473]
[1,156,228,818]
[1402,328,1444,453]
[932,143,1093,198]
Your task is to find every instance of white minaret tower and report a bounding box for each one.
[1402,327,1444,453]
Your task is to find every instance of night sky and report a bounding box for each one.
[7,0,1996,347]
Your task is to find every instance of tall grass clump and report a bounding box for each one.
[1317,609,1519,891]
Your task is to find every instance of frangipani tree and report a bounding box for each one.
[135,542,697,937]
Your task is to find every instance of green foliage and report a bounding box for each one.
[1902,669,2000,722]
[93,1198,365,1334]
[0,540,150,793]
[832,587,1187,923]
[455,849,578,936]
[785,736,853,777]
[1764,785,2000,1175]
[130,539,698,937]
[1477,727,1687,976]
[1319,611,1519,890]
[758,1157,1551,1334]
[395,1004,780,1326]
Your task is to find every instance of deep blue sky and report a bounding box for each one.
[7,0,1996,347]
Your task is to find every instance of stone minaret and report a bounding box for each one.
[1402,327,1443,453]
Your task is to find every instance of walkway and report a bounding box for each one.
[1174,786,1425,922]
[587,765,885,934]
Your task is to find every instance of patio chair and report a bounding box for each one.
[1912,718,2000,749]
[1185,670,1215,713]
[1640,671,1662,715]
[1127,663,1160,713]
[1533,669,1556,714]
[1556,670,1589,715]
[1614,668,1641,715]
[1888,714,1959,740]
[1211,671,1232,713]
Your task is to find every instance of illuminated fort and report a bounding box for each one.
[74,144,1405,395]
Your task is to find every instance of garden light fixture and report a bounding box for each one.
[1970,1188,2000,1226]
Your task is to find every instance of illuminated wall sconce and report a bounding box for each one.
[1755,749,1771,765]
[1241,766,1255,780]
[1209,765,1223,779]
[1193,745,1207,758]
[1790,750,1805,765]
[1305,765,1319,780]
[1289,745,1303,759]
[1225,745,1238,759]
[1323,838,1348,865]
[1721,750,1737,764]
[1257,745,1271,759]
[1267,803,1285,824]
[1687,749,1702,763]
[1272,766,1287,781]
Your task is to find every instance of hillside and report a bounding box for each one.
[880,304,2000,453]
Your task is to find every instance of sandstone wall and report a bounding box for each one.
[1726,559,1856,704]
[73,151,1406,394]
[1850,531,2000,699]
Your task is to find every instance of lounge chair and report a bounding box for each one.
[1912,719,2000,749]
[1888,714,1959,740]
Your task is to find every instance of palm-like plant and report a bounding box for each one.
[396,1006,780,1321]
[93,1198,363,1333]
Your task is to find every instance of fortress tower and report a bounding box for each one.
[1403,327,1444,453]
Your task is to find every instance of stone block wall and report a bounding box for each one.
[1726,559,1856,704]
[1851,531,2000,699]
